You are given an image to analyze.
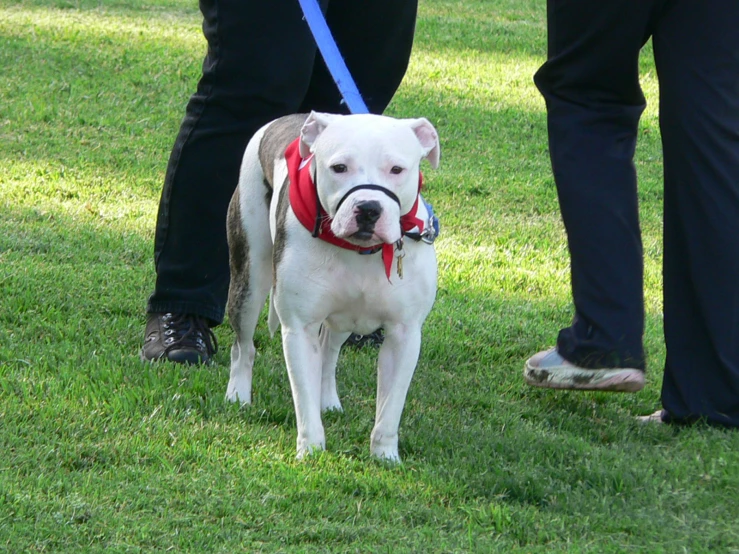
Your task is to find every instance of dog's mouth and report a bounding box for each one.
[350,229,377,242]
[347,227,401,247]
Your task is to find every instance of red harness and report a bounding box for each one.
[285,138,425,279]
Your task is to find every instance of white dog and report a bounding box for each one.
[225,112,440,461]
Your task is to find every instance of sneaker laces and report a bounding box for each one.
[161,313,218,356]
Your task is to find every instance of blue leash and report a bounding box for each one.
[296,0,370,115]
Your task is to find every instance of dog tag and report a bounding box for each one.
[395,239,405,279]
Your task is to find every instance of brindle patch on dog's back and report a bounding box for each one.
[257,114,310,284]
[258,113,310,189]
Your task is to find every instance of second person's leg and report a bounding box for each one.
[527,0,660,389]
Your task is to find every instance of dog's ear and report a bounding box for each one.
[407,118,440,169]
[300,111,338,158]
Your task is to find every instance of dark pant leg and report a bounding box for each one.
[653,0,739,426]
[534,0,659,369]
[147,0,324,324]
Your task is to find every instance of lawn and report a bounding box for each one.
[1,0,738,552]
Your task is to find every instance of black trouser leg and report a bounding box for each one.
[534,0,660,369]
[147,0,321,323]
[147,0,417,324]
[654,0,739,426]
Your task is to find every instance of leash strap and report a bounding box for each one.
[297,0,370,115]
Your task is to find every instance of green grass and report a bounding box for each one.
[1,0,738,552]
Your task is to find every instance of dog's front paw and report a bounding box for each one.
[296,439,326,460]
[225,380,251,404]
[370,432,401,463]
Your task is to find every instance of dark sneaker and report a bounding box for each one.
[344,328,384,348]
[524,348,645,392]
[141,312,218,365]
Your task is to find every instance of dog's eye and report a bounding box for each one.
[390,166,404,175]
[331,164,348,174]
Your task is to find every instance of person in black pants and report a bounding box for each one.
[141,0,418,364]
[523,0,739,427]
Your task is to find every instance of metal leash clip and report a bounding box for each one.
[420,211,440,245]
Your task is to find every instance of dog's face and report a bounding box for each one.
[299,112,440,247]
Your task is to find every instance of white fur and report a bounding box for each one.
[226,112,440,462]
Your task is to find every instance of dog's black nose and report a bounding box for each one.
[355,201,382,225]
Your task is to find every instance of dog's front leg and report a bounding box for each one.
[282,323,326,458]
[371,324,422,462]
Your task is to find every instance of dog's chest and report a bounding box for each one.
[321,280,419,336]
[278,233,436,334]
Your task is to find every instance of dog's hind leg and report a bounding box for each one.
[225,145,273,404]
[319,326,351,412]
